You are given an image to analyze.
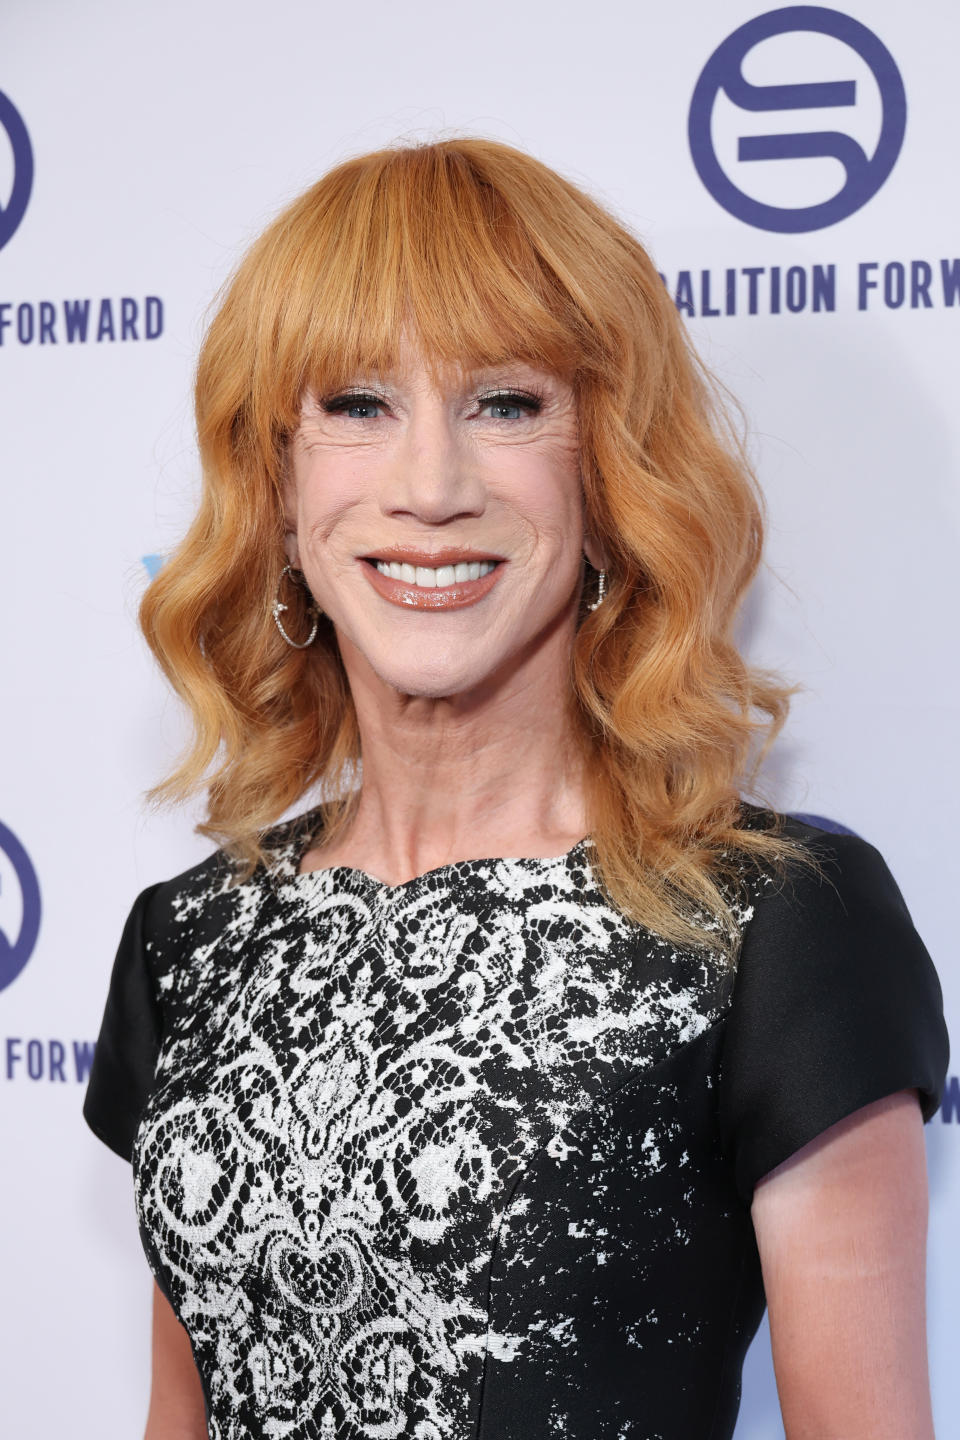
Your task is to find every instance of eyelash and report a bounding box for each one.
[480,388,544,417]
[321,388,544,418]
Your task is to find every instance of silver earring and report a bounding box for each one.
[588,565,607,611]
[272,564,320,649]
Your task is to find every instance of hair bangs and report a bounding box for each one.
[262,145,586,423]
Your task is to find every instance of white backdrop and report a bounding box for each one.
[1,1,956,1435]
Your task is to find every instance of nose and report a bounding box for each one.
[379,396,486,525]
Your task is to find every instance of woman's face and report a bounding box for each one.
[284,336,602,699]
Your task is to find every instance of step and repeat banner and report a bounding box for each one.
[2,2,956,1435]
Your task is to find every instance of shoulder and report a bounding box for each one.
[735,805,921,940]
[138,807,318,956]
[716,808,949,1201]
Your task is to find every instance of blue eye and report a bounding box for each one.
[479,391,542,420]
[324,393,383,419]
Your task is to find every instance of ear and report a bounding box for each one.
[583,531,611,572]
[280,465,301,568]
[580,478,611,571]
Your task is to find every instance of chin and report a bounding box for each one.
[367,647,500,701]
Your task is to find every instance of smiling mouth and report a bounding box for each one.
[367,557,498,587]
[359,550,505,610]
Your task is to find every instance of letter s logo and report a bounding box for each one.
[688,7,906,233]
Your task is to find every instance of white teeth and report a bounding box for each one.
[374,559,497,587]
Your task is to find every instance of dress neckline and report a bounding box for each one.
[285,830,594,897]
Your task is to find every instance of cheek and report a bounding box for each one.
[493,447,585,556]
[292,454,377,548]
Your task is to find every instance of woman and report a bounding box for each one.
[83,138,948,1440]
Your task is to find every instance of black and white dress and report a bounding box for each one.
[83,808,948,1440]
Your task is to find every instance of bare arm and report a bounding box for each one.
[144,1278,208,1440]
[751,1089,933,1440]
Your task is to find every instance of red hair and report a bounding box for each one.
[140,137,799,957]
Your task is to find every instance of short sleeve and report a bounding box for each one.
[82,883,164,1163]
[718,831,950,1204]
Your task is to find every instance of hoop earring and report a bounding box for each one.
[588,564,607,611]
[272,564,320,649]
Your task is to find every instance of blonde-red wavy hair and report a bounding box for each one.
[141,136,799,957]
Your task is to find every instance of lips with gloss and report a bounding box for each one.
[360,552,504,610]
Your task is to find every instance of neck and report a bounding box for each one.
[319,625,589,885]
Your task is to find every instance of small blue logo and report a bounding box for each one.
[0,89,34,252]
[689,7,906,233]
[0,821,42,993]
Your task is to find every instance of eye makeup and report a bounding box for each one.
[320,391,387,417]
[319,385,546,419]
[475,387,545,416]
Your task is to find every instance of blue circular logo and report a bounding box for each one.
[0,88,34,252]
[0,820,42,993]
[689,7,906,233]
